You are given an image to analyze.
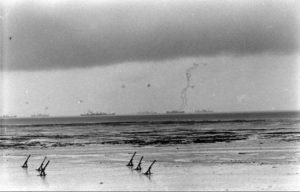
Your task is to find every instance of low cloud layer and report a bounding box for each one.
[3,0,299,70]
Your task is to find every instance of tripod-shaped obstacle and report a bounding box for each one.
[143,160,156,175]
[126,152,136,167]
[21,155,31,168]
[135,156,143,171]
[39,160,50,177]
[36,157,47,172]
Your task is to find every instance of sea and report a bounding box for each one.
[1,111,300,150]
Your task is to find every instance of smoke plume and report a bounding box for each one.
[179,63,200,111]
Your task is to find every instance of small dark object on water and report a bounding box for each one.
[22,155,31,168]
[9,36,12,40]
[36,157,47,171]
[126,152,136,167]
[100,182,104,184]
[144,160,156,175]
[39,160,50,176]
[135,156,143,171]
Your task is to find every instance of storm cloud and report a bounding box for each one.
[3,0,299,70]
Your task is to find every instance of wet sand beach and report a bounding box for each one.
[1,139,300,191]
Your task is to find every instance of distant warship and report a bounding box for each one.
[166,110,185,114]
[31,114,50,118]
[194,109,214,113]
[80,111,115,116]
[0,115,17,119]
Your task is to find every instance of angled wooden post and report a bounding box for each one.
[39,160,50,176]
[36,157,47,171]
[126,152,136,167]
[135,156,143,171]
[144,160,156,175]
[22,155,31,168]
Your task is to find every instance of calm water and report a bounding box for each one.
[1,111,300,150]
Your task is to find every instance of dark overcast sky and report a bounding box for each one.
[2,0,299,71]
[1,0,300,116]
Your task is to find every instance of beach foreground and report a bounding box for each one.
[1,139,299,191]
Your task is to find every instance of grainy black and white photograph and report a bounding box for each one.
[0,0,300,190]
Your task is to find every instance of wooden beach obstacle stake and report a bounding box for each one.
[144,160,156,175]
[135,156,143,171]
[36,157,47,172]
[39,160,50,177]
[126,152,136,167]
[21,155,31,168]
